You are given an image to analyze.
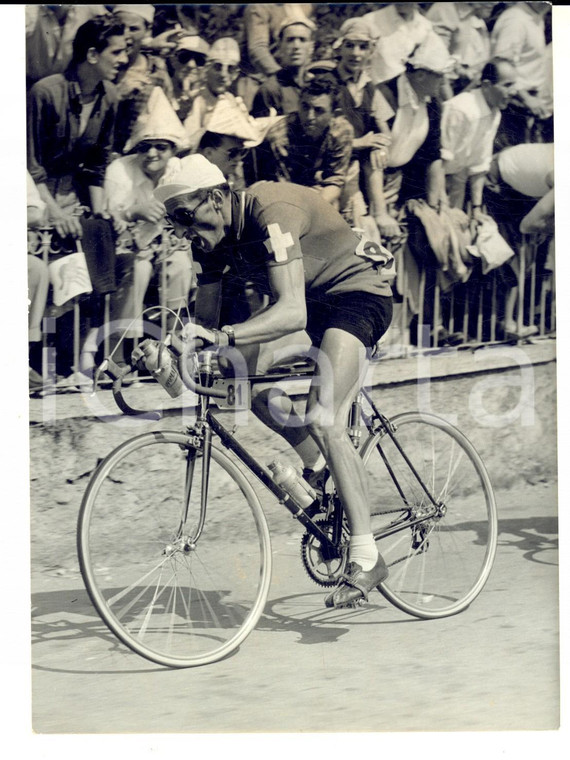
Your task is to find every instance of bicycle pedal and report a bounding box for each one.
[331,597,366,610]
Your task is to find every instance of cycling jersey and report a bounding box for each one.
[192,181,395,304]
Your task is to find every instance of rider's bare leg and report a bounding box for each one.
[222,332,325,468]
[306,328,388,606]
[304,328,372,539]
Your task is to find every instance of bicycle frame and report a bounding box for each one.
[99,345,445,559]
[186,374,443,562]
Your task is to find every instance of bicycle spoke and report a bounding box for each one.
[78,433,272,667]
[362,413,497,618]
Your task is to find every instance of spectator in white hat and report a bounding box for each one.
[240,4,314,109]
[251,12,316,118]
[192,96,267,188]
[112,4,174,154]
[183,37,249,151]
[103,87,193,357]
[326,18,393,233]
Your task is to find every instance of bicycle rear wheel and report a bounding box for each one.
[77,431,272,668]
[360,412,497,618]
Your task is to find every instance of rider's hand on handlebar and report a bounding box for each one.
[181,323,230,351]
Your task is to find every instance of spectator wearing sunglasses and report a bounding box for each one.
[167,35,210,123]
[103,87,193,355]
[111,5,174,155]
[197,131,248,187]
[182,37,248,151]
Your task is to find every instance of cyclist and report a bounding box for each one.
[154,154,395,608]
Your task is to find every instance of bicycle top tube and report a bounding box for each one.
[94,330,382,423]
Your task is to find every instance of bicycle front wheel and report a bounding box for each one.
[78,431,272,668]
[361,412,497,619]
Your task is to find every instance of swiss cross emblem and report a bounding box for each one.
[264,223,294,262]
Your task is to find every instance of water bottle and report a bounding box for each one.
[348,392,363,449]
[268,459,316,509]
[132,339,185,398]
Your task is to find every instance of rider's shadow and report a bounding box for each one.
[30,586,244,672]
[497,516,558,565]
[30,587,158,673]
[258,591,415,645]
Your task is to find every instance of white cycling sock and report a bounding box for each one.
[349,534,378,571]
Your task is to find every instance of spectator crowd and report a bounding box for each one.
[25,3,555,392]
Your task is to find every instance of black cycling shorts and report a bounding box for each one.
[305,291,393,351]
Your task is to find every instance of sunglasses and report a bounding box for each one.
[227,147,247,161]
[136,141,174,153]
[210,62,240,76]
[175,50,206,66]
[165,195,210,227]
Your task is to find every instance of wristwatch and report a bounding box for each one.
[220,325,236,347]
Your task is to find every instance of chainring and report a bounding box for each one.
[300,514,349,587]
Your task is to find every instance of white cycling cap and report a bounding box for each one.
[154,154,226,204]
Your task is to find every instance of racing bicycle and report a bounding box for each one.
[77,335,498,669]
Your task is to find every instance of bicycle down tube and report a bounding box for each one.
[206,409,341,552]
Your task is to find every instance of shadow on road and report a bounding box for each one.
[257,590,418,645]
[30,587,181,674]
[497,516,558,565]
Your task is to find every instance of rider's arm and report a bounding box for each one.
[228,258,307,346]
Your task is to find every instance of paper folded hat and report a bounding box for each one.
[124,87,190,154]
[145,29,210,58]
[175,35,210,57]
[196,96,285,148]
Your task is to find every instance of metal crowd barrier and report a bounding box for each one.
[29,226,555,391]
[29,224,188,388]
[381,232,555,356]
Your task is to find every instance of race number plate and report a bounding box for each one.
[211,378,251,410]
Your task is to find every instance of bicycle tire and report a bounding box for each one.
[360,412,498,619]
[77,430,272,668]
